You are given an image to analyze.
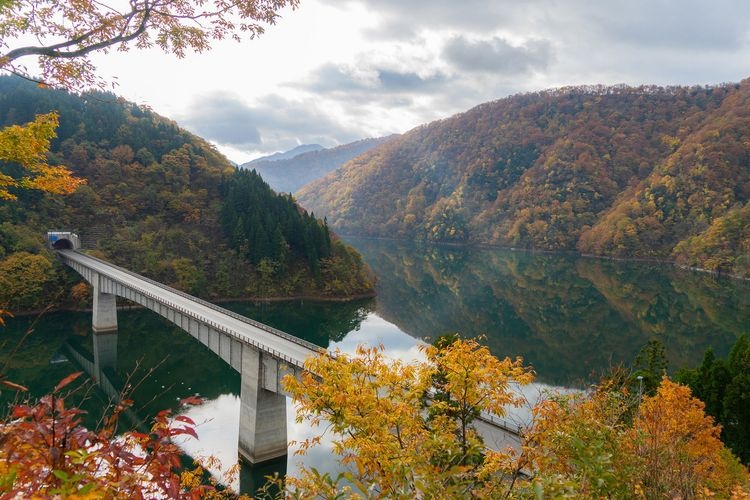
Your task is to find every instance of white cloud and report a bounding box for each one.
[67,0,750,162]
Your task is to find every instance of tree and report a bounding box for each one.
[677,336,750,464]
[630,338,668,396]
[528,376,749,498]
[0,0,299,89]
[282,338,534,498]
[0,112,84,200]
[0,251,59,310]
[281,339,749,498]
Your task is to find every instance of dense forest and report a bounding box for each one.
[247,136,392,194]
[0,76,373,311]
[298,81,750,278]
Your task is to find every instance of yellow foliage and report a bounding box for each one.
[0,113,85,200]
[282,338,535,498]
[631,377,747,498]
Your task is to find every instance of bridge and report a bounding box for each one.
[48,231,523,466]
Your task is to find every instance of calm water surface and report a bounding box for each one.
[2,238,749,493]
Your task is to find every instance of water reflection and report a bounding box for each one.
[2,241,749,494]
[347,237,750,386]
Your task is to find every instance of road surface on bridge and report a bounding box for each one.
[59,250,319,369]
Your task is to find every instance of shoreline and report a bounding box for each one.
[340,233,750,282]
[8,290,376,318]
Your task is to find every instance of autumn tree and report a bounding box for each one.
[282,338,534,498]
[281,339,749,498]
[631,377,743,497]
[677,336,750,464]
[0,371,250,497]
[527,377,749,498]
[0,112,84,200]
[0,0,299,89]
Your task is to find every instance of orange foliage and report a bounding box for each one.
[0,112,85,200]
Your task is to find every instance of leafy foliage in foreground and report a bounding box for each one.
[299,81,750,277]
[283,338,534,498]
[280,338,749,498]
[0,373,239,498]
[0,112,84,201]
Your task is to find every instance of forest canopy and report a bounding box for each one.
[299,81,750,278]
[0,76,373,311]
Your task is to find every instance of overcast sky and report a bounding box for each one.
[88,0,750,163]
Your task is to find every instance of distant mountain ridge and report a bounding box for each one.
[298,81,750,278]
[247,136,394,194]
[243,144,324,166]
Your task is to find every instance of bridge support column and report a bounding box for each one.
[238,348,287,465]
[92,277,117,333]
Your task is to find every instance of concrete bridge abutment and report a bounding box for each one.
[238,348,288,465]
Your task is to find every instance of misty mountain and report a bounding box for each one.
[243,143,324,166]
[248,136,394,194]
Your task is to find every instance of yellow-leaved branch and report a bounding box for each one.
[0,112,85,200]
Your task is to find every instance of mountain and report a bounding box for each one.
[248,137,394,194]
[243,144,324,166]
[298,81,750,278]
[0,76,374,311]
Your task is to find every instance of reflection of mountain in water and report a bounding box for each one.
[348,237,750,386]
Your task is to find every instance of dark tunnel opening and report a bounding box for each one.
[52,239,74,250]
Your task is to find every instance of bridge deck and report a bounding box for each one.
[58,250,319,369]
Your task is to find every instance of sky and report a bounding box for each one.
[84,0,750,163]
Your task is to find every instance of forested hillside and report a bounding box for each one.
[0,76,373,311]
[298,81,750,277]
[247,137,393,194]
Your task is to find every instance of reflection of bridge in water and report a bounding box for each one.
[48,231,522,467]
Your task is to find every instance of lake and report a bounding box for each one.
[2,237,748,494]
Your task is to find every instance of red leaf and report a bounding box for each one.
[174,415,195,425]
[54,372,83,392]
[172,425,198,439]
[179,395,204,406]
[1,380,28,392]
[11,405,30,418]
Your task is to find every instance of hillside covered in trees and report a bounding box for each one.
[0,76,373,311]
[298,80,750,278]
[246,136,393,194]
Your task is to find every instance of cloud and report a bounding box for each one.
[583,0,750,51]
[443,36,553,75]
[302,63,449,98]
[179,94,263,148]
[179,93,362,154]
[349,0,533,36]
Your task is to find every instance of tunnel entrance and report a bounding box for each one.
[52,239,74,250]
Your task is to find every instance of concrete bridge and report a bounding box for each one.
[48,231,523,466]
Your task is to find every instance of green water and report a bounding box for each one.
[349,237,750,385]
[1,238,748,493]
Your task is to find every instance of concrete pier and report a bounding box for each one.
[238,348,288,464]
[92,278,118,332]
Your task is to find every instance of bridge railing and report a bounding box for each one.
[58,251,315,370]
[65,250,321,353]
